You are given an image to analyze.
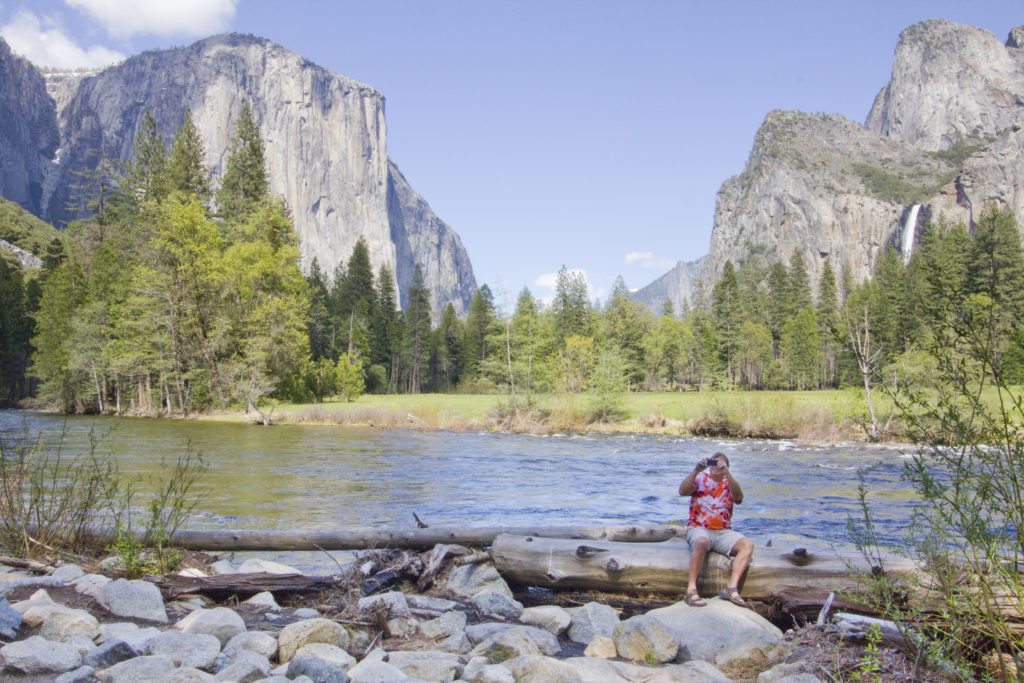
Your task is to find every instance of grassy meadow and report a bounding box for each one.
[206,389,906,443]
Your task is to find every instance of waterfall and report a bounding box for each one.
[901,204,921,264]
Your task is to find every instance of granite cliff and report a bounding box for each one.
[0,34,475,316]
[634,19,1024,312]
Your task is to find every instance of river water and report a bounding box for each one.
[0,411,919,570]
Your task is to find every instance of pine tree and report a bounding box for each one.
[599,276,649,387]
[462,285,495,380]
[216,102,269,219]
[788,250,812,313]
[767,261,790,342]
[167,110,211,203]
[121,110,168,207]
[711,261,742,384]
[552,266,590,344]
[815,261,840,387]
[403,264,432,393]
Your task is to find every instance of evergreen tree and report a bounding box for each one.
[432,303,462,391]
[0,261,31,402]
[966,203,1024,320]
[780,306,821,389]
[815,260,840,387]
[599,276,649,387]
[788,250,812,313]
[306,258,331,361]
[711,261,742,384]
[120,110,168,208]
[766,260,790,342]
[31,260,88,411]
[462,285,495,381]
[402,264,432,393]
[167,110,211,203]
[372,264,400,391]
[216,102,269,219]
[552,266,590,344]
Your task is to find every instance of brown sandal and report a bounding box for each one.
[718,586,749,608]
[684,590,707,607]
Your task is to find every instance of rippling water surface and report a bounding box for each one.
[0,411,919,569]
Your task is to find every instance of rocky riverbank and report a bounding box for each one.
[0,548,921,682]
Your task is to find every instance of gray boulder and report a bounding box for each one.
[177,606,247,647]
[98,578,168,623]
[470,589,523,619]
[357,590,408,614]
[612,613,678,663]
[223,630,278,660]
[421,609,466,639]
[98,654,178,682]
[148,630,223,670]
[38,606,101,642]
[519,605,571,636]
[566,656,733,682]
[73,574,111,599]
[645,598,783,663]
[84,638,136,668]
[387,650,463,681]
[346,658,410,682]
[237,558,303,574]
[0,596,22,638]
[287,654,351,683]
[213,649,271,681]
[502,655,583,682]
[0,635,81,674]
[162,668,216,682]
[51,563,85,583]
[468,629,542,663]
[407,595,460,612]
[461,656,515,683]
[98,621,138,644]
[443,563,513,599]
[243,591,281,611]
[119,626,163,654]
[54,665,97,683]
[758,661,823,682]
[567,602,619,644]
[438,630,473,654]
[278,618,349,664]
[295,643,357,670]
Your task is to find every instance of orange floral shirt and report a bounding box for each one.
[687,471,734,530]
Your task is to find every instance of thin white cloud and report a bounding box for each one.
[1,9,124,68]
[66,0,238,38]
[625,251,675,270]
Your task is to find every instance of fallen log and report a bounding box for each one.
[147,572,343,601]
[158,524,683,551]
[490,534,919,600]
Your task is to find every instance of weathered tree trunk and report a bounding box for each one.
[490,534,918,600]
[159,524,683,552]
[147,572,341,601]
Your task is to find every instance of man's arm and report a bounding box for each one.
[678,459,707,496]
[722,466,744,504]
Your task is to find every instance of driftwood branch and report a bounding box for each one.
[147,572,342,601]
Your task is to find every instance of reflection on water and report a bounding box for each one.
[0,412,919,568]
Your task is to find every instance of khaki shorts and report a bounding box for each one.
[686,526,745,556]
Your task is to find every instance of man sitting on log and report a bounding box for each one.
[678,452,754,607]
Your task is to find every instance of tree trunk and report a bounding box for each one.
[156,524,684,552]
[490,534,918,600]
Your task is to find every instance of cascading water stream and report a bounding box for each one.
[901,204,921,264]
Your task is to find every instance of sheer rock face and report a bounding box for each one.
[0,34,474,316]
[0,40,58,217]
[636,20,1024,310]
[865,20,1024,152]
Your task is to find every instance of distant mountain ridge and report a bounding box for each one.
[633,19,1024,312]
[0,33,476,316]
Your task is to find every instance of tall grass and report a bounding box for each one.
[0,421,207,562]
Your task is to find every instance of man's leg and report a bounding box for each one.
[686,534,710,600]
[728,537,754,592]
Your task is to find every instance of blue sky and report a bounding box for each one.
[2,1,1022,310]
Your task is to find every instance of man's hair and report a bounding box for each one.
[712,452,730,466]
